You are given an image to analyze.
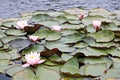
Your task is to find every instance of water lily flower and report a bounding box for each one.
[16,20,28,29]
[29,35,39,42]
[79,14,87,20]
[51,25,62,31]
[22,52,45,67]
[92,20,101,30]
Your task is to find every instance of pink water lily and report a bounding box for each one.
[22,52,45,67]
[16,20,28,29]
[29,35,39,42]
[92,20,101,29]
[51,25,62,31]
[79,14,87,20]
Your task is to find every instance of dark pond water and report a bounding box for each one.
[0,0,120,19]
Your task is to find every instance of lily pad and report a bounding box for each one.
[6,64,25,76]
[59,33,85,43]
[45,42,75,52]
[38,20,59,27]
[61,23,84,30]
[33,28,50,39]
[46,30,61,41]
[31,14,52,22]
[88,30,115,42]
[84,63,107,76]
[5,29,26,36]
[36,65,61,80]
[60,57,80,75]
[22,44,44,54]
[76,47,108,56]
[13,68,36,80]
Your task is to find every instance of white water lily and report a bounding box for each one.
[92,20,101,29]
[29,35,39,42]
[16,20,28,29]
[22,52,45,67]
[51,25,62,31]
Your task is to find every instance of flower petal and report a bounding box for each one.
[38,60,45,64]
[22,63,30,67]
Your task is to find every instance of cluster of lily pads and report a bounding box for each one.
[0,8,120,80]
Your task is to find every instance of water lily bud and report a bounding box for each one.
[51,25,62,31]
[22,52,45,67]
[92,20,101,29]
[29,35,39,42]
[79,14,87,20]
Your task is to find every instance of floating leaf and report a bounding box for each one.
[13,68,36,80]
[22,44,44,54]
[88,30,115,42]
[55,16,67,24]
[46,30,61,41]
[6,64,25,76]
[36,65,61,80]
[59,33,85,43]
[61,23,84,30]
[84,63,107,76]
[33,28,50,39]
[5,29,26,36]
[31,14,52,22]
[61,29,77,36]
[38,20,59,28]
[60,57,80,75]
[76,47,108,56]
[45,42,75,52]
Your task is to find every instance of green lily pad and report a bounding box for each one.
[79,57,113,69]
[13,68,36,80]
[62,13,79,20]
[76,47,108,56]
[68,19,81,25]
[107,48,120,57]
[46,30,61,41]
[55,16,67,24]
[22,44,44,54]
[5,29,26,36]
[8,48,21,60]
[85,24,96,33]
[31,14,52,22]
[49,54,73,63]
[60,57,80,76]
[0,60,13,73]
[36,65,61,80]
[6,64,25,76]
[84,63,107,76]
[33,28,50,39]
[61,29,77,36]
[83,36,115,48]
[45,42,75,52]
[59,33,85,43]
[74,42,88,49]
[88,30,115,42]
[2,21,16,28]
[0,51,11,59]
[89,8,112,18]
[82,15,111,25]
[101,22,120,31]
[1,36,24,43]
[61,23,84,30]
[38,20,59,27]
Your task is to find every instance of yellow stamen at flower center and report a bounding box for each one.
[21,23,26,26]
[29,56,35,59]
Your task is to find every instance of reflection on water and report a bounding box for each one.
[0,0,120,18]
